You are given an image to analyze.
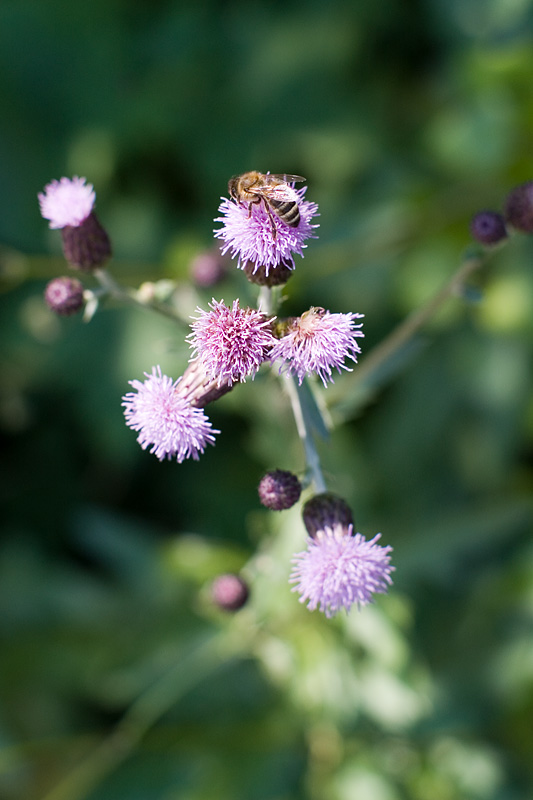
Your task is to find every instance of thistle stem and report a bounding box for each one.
[94,269,185,322]
[354,253,484,388]
[285,375,327,493]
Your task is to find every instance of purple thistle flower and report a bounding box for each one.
[214,186,319,276]
[271,307,364,387]
[187,299,276,387]
[38,176,96,229]
[122,366,219,463]
[290,524,394,618]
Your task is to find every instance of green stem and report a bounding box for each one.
[285,375,327,493]
[331,251,487,416]
[93,269,185,322]
[40,633,228,800]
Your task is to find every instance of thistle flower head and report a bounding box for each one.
[214,185,319,277]
[271,307,364,387]
[38,176,96,229]
[290,524,394,618]
[122,366,219,463]
[187,299,276,387]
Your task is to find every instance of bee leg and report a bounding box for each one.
[264,203,277,240]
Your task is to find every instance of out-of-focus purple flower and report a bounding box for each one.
[470,211,507,245]
[504,180,533,232]
[189,248,228,287]
[38,177,96,229]
[290,524,394,618]
[187,299,276,387]
[211,574,250,611]
[122,366,219,462]
[44,276,85,316]
[214,186,319,276]
[38,176,111,270]
[271,307,364,387]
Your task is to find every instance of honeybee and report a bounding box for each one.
[228,171,306,237]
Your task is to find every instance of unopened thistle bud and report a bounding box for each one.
[470,210,507,245]
[211,573,249,611]
[258,469,301,511]
[302,492,354,539]
[243,260,294,287]
[504,180,533,233]
[44,276,85,316]
[38,177,112,271]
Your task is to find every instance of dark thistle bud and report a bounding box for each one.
[470,211,507,245]
[44,276,84,316]
[302,493,354,539]
[243,260,294,287]
[504,180,533,233]
[189,249,228,287]
[61,212,112,271]
[258,469,302,510]
[211,573,249,611]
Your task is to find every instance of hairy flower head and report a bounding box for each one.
[271,307,364,387]
[214,184,318,276]
[187,299,276,387]
[122,367,219,462]
[290,524,394,617]
[38,176,96,229]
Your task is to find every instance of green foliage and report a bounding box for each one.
[1,1,533,798]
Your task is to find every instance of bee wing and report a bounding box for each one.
[257,183,300,202]
[268,174,306,184]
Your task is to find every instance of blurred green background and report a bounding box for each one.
[2,1,533,798]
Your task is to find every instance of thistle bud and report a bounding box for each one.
[243,260,294,287]
[470,211,507,245]
[61,213,112,271]
[302,493,354,539]
[44,276,84,316]
[211,574,249,611]
[504,181,533,233]
[258,469,301,510]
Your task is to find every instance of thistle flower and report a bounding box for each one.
[39,176,97,229]
[214,186,319,276]
[38,176,111,270]
[290,524,394,618]
[271,307,364,387]
[187,299,276,388]
[44,276,85,316]
[122,367,219,462]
